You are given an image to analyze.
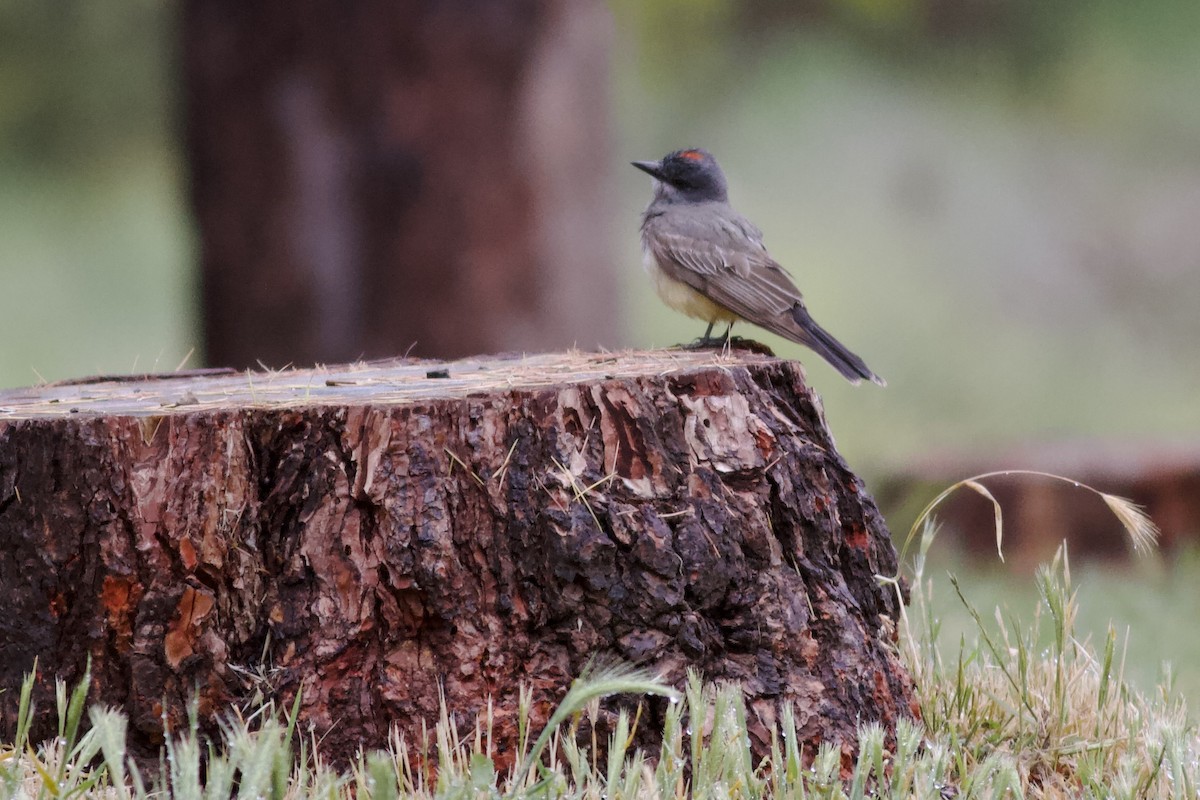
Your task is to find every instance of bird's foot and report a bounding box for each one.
[678,335,727,351]
[675,336,776,356]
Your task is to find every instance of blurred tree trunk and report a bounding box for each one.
[183,1,617,369]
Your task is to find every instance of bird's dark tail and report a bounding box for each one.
[790,306,885,386]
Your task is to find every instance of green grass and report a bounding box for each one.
[1,538,1197,799]
[919,549,1200,712]
[901,470,1200,710]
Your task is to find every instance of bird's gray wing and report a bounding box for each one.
[644,205,806,323]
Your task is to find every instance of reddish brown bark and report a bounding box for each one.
[0,350,913,764]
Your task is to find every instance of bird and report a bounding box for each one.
[633,148,885,386]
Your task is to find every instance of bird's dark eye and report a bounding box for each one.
[672,174,697,190]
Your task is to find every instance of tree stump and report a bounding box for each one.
[0,350,914,765]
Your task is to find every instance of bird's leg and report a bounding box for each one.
[682,322,721,350]
[720,323,734,355]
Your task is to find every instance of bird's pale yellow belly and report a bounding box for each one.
[643,251,737,324]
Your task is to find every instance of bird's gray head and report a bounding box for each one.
[632,148,728,205]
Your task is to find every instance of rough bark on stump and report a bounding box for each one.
[0,350,914,765]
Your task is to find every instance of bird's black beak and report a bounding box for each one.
[631,159,663,180]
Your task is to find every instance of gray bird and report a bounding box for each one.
[633,148,884,386]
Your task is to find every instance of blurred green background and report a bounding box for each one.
[0,4,194,383]
[1,1,1198,700]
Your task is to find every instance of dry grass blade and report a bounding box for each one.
[443,448,484,486]
[492,439,519,488]
[1099,492,1158,553]
[904,469,1160,563]
[961,479,1004,562]
[549,456,615,534]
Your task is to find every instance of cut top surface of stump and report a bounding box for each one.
[0,350,784,420]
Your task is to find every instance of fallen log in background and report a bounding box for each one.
[0,350,914,764]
